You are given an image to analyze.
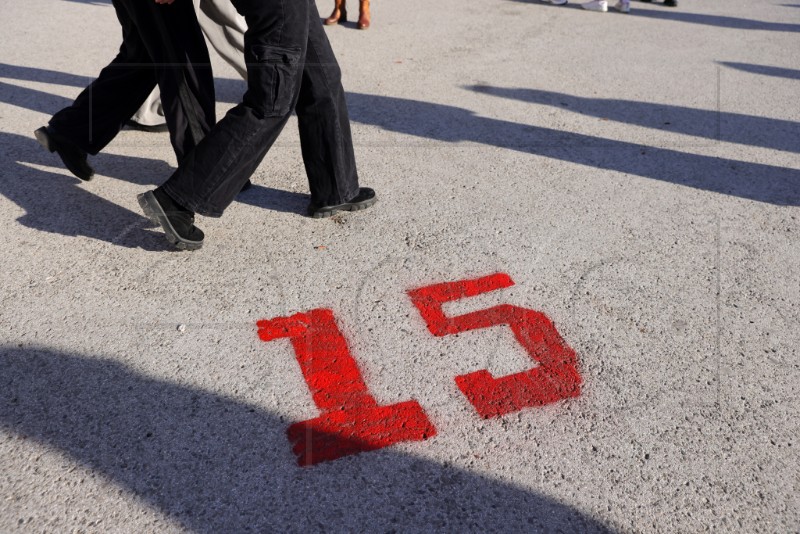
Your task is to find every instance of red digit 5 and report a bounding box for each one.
[408,273,582,418]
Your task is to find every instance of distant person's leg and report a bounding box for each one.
[129,0,247,132]
[129,88,168,131]
[297,0,368,216]
[197,0,247,78]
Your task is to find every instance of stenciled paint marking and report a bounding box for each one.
[257,309,436,466]
[408,273,582,418]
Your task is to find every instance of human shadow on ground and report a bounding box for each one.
[626,7,800,32]
[345,92,800,206]
[718,61,800,81]
[0,79,77,116]
[235,185,309,215]
[0,62,95,87]
[7,62,798,211]
[0,131,174,250]
[466,84,800,154]
[0,347,612,533]
[0,63,241,111]
[0,130,309,247]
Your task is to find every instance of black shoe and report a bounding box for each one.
[125,120,170,133]
[137,189,204,251]
[663,0,677,5]
[34,126,94,181]
[307,187,377,218]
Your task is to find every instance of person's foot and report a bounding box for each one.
[664,0,677,6]
[542,0,568,5]
[125,120,169,133]
[613,0,630,12]
[307,187,377,218]
[34,126,94,181]
[581,0,608,11]
[137,189,204,251]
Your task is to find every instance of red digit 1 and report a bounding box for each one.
[408,273,582,418]
[257,309,436,466]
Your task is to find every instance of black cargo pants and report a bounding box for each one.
[161,0,360,217]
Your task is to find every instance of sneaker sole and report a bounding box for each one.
[137,191,203,251]
[34,127,94,181]
[310,195,378,219]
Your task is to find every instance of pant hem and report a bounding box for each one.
[161,183,224,218]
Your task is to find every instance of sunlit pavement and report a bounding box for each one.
[1,0,798,531]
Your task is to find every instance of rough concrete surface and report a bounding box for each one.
[1,0,798,532]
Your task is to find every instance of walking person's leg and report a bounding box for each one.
[130,87,168,131]
[143,0,375,249]
[37,0,162,180]
[139,0,309,250]
[154,0,311,218]
[296,0,374,217]
[39,0,215,172]
[134,0,216,162]
[197,0,248,78]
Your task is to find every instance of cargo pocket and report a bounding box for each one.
[250,44,302,117]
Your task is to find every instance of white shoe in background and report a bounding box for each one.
[581,0,608,11]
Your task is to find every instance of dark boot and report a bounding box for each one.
[137,189,205,250]
[308,187,377,218]
[34,126,94,181]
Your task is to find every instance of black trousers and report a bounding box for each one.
[161,0,360,217]
[49,0,216,162]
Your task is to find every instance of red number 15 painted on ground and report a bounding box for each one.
[257,273,582,466]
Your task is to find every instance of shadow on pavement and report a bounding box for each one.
[0,79,76,116]
[4,61,798,214]
[0,62,241,110]
[0,131,175,250]
[626,7,800,32]
[235,185,310,215]
[466,84,800,153]
[0,131,309,247]
[0,63,94,87]
[511,0,800,31]
[345,92,800,206]
[0,347,613,532]
[718,61,800,81]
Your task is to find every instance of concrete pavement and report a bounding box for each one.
[1,0,798,531]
